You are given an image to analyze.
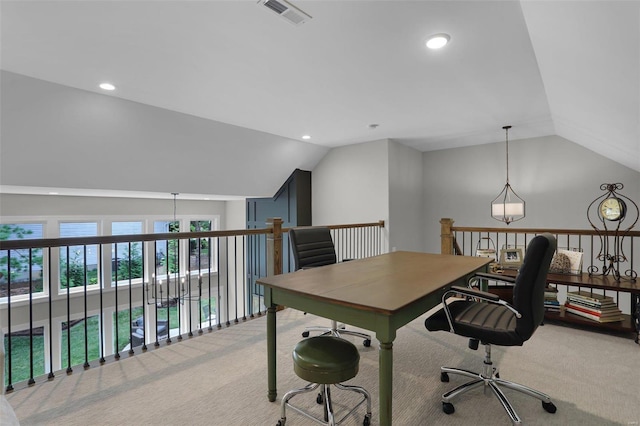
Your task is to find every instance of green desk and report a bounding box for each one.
[258,251,491,426]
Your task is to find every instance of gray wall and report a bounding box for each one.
[312,139,390,252]
[311,139,424,253]
[422,135,640,254]
[0,71,327,198]
[388,141,423,252]
[312,139,390,226]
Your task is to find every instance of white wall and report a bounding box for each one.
[312,139,390,227]
[422,135,640,254]
[0,193,226,223]
[388,141,423,252]
[0,71,328,198]
[224,199,247,230]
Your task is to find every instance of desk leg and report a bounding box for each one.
[267,305,277,402]
[379,340,393,425]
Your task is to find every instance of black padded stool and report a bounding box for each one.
[277,336,372,426]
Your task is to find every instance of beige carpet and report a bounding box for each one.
[6,308,640,425]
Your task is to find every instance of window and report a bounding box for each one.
[0,223,44,298]
[111,222,143,283]
[59,222,98,289]
[189,220,211,273]
[153,220,179,278]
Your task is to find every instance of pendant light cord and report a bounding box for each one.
[503,125,511,185]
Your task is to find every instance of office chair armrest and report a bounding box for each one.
[448,285,500,302]
[468,272,516,288]
[441,285,522,333]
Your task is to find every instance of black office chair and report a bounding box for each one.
[289,227,372,347]
[424,233,557,424]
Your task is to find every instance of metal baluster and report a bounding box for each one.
[234,236,239,324]
[6,249,13,391]
[65,246,72,374]
[242,235,247,321]
[165,239,171,344]
[141,243,147,351]
[114,243,120,359]
[217,237,222,327]
[208,237,213,331]
[99,244,106,363]
[83,245,90,367]
[48,247,56,377]
[127,242,134,355]
[176,236,182,342]
[28,248,35,384]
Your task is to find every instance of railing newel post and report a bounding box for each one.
[266,218,283,277]
[440,218,455,255]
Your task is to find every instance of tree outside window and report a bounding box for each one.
[0,223,44,297]
[59,222,98,289]
[111,222,143,283]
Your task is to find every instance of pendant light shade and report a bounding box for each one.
[491,125,525,225]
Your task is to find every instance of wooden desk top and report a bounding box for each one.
[257,251,492,315]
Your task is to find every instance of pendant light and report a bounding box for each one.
[491,125,525,224]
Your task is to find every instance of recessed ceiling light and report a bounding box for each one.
[99,82,116,91]
[426,33,450,49]
[302,135,311,140]
[48,192,59,195]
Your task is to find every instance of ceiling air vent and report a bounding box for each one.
[259,0,312,26]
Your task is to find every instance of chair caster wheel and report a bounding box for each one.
[302,331,310,338]
[442,402,455,414]
[542,401,557,413]
[277,419,285,426]
[440,372,449,382]
[316,393,323,404]
[363,339,371,347]
[363,414,371,426]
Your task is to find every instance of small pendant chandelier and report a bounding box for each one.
[491,125,525,225]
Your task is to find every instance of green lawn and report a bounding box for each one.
[3,306,182,387]
[3,329,45,386]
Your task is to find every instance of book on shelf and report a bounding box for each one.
[566,290,614,305]
[564,304,623,323]
[543,285,559,312]
[565,301,620,316]
[566,297,618,311]
[544,285,558,299]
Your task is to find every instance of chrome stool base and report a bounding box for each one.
[277,382,371,426]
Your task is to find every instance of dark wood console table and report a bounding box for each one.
[501,270,640,340]
[439,218,640,343]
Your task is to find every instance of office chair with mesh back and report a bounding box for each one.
[289,227,372,347]
[424,233,557,425]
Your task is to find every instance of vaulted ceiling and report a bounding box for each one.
[1,1,638,183]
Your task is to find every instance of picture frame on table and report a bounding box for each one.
[499,248,523,269]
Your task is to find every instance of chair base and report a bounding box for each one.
[439,344,557,425]
[303,320,372,347]
[278,382,371,426]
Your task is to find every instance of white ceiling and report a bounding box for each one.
[1,0,639,184]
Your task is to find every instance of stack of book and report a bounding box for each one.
[564,291,623,323]
[543,285,560,312]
